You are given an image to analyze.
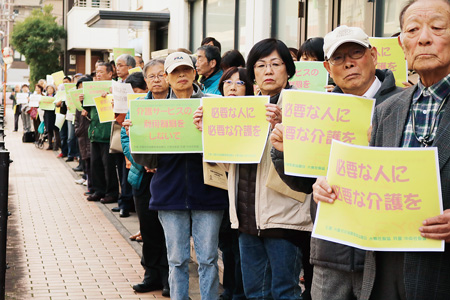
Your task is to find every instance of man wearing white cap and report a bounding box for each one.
[142,52,228,300]
[270,25,402,300]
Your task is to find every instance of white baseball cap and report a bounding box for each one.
[323,25,371,60]
[164,52,194,74]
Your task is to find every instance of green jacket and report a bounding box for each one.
[87,106,111,143]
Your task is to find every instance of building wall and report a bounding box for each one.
[67,7,121,50]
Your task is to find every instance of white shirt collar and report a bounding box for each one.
[362,77,381,98]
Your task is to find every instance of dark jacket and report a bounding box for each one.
[148,84,228,211]
[272,68,402,272]
[74,110,91,160]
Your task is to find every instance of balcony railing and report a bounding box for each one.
[73,0,111,9]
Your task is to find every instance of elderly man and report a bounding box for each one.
[196,45,223,95]
[84,62,119,204]
[116,54,136,82]
[270,25,402,300]
[358,1,450,299]
[310,1,450,299]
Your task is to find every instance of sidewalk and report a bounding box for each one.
[3,108,168,300]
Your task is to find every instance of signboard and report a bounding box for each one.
[282,90,375,177]
[203,96,270,163]
[313,140,444,251]
[289,61,329,91]
[129,99,202,153]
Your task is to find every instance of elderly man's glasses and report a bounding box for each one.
[254,60,285,71]
[223,80,245,86]
[146,74,164,81]
[328,46,367,66]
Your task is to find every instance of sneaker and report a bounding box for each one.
[83,180,87,186]
[75,178,86,185]
[57,153,63,158]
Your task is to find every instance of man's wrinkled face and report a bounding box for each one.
[324,43,377,96]
[399,0,450,80]
[116,59,130,79]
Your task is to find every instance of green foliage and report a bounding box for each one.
[11,5,66,86]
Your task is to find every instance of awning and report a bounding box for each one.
[86,10,170,30]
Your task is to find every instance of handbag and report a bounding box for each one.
[38,121,45,134]
[109,121,123,153]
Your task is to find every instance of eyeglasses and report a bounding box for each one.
[328,46,367,65]
[254,60,285,71]
[223,80,246,86]
[146,74,164,81]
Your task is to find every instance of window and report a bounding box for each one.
[306,0,329,39]
[272,0,300,48]
[205,0,235,52]
[190,0,245,53]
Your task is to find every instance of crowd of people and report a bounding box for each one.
[10,0,450,299]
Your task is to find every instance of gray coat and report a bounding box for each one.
[361,85,450,300]
[272,69,402,272]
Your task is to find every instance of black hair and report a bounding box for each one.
[197,45,222,73]
[76,75,93,89]
[125,72,147,91]
[297,37,325,61]
[218,67,254,96]
[221,50,246,70]
[64,76,72,82]
[97,62,113,73]
[246,38,296,82]
[201,37,222,52]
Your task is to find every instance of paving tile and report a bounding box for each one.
[3,109,163,298]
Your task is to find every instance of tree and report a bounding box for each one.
[11,5,66,87]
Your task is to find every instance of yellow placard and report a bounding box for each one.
[203,96,270,163]
[128,67,143,75]
[51,70,65,87]
[369,37,408,87]
[94,95,115,123]
[127,93,147,109]
[282,90,375,177]
[313,140,444,251]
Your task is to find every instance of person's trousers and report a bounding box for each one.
[60,121,68,156]
[14,113,20,131]
[67,120,79,158]
[158,210,223,300]
[83,158,93,192]
[133,172,168,287]
[21,110,31,132]
[239,233,303,300]
[90,142,119,198]
[112,153,133,210]
[219,211,246,300]
[311,265,363,300]
[32,116,40,142]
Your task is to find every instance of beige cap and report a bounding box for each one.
[323,25,371,59]
[164,52,194,73]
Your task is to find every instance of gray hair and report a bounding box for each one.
[116,54,136,68]
[143,58,165,76]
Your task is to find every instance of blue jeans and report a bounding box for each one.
[158,210,223,300]
[67,120,79,158]
[239,233,303,300]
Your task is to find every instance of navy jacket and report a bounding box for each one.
[148,84,228,211]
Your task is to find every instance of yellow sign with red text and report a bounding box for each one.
[313,141,443,251]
